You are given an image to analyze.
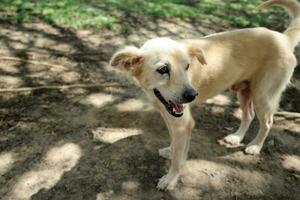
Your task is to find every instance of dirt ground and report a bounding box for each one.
[0,19,299,200]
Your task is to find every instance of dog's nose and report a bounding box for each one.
[183,88,198,102]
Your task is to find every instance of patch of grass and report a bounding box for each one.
[0,0,117,28]
[0,0,289,31]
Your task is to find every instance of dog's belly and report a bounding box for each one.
[231,81,249,92]
[231,81,251,98]
[195,80,250,104]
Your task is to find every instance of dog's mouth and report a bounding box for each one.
[153,88,184,117]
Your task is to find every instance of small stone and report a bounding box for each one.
[268,139,275,147]
[8,126,16,131]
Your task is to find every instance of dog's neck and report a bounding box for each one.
[189,41,239,102]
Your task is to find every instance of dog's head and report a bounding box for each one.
[110,38,206,117]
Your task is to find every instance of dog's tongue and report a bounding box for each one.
[170,101,183,112]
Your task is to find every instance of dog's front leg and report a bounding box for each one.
[157,107,194,190]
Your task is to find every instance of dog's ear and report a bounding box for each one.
[110,46,143,76]
[188,47,207,65]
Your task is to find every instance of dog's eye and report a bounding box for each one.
[157,64,170,75]
[186,64,190,71]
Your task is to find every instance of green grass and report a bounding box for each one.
[0,0,288,31]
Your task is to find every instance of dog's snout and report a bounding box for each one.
[183,88,198,102]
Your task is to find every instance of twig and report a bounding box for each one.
[0,83,123,93]
[275,111,300,119]
[0,56,67,70]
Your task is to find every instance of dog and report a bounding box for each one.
[110,0,300,190]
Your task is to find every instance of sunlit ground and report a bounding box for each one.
[6,143,81,200]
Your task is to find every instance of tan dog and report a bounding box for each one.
[110,0,300,190]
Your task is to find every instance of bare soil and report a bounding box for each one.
[0,20,299,200]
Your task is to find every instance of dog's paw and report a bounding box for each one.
[157,173,179,190]
[224,134,242,145]
[245,144,261,155]
[159,146,171,159]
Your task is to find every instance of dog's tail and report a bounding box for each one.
[259,0,300,47]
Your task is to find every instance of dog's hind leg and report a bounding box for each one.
[224,86,255,145]
[245,98,274,155]
[245,60,296,155]
[245,83,283,154]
